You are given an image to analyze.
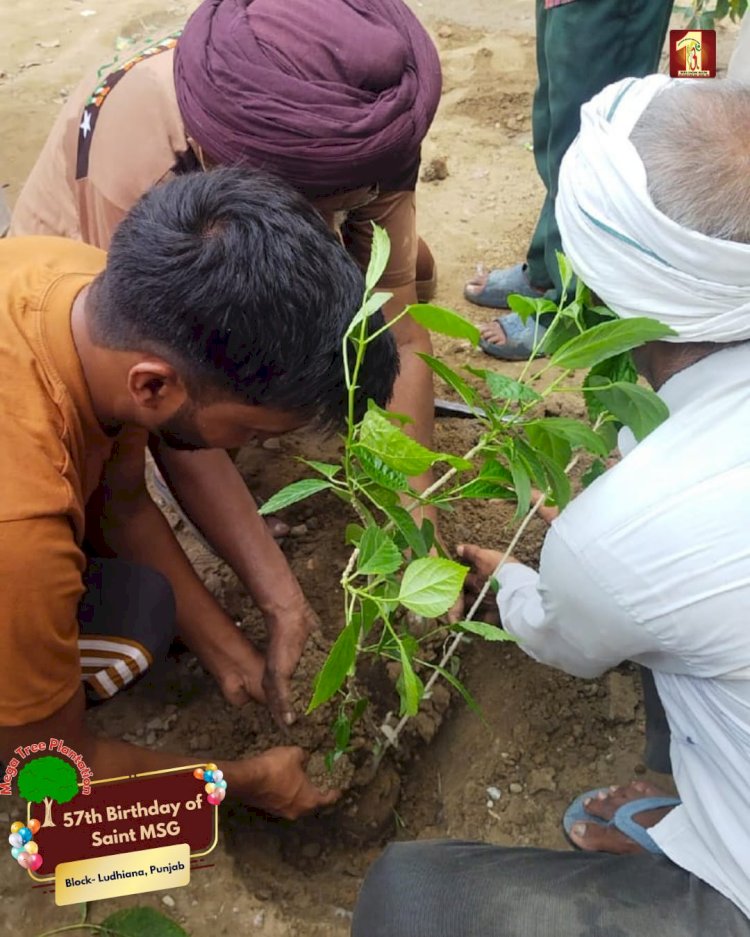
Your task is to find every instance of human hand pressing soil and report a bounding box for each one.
[262,596,319,730]
[228,746,341,819]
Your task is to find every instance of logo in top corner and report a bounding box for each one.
[670,29,717,78]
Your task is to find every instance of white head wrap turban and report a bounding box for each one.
[556,74,750,343]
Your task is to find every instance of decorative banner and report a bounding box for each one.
[4,762,225,902]
[55,843,191,906]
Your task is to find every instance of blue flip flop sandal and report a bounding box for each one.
[563,787,681,855]
[464,263,546,309]
[479,312,548,361]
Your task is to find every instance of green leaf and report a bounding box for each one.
[352,446,409,492]
[346,291,392,336]
[351,697,368,724]
[333,713,352,752]
[418,353,479,408]
[506,293,556,323]
[458,478,515,500]
[302,460,341,481]
[358,410,441,476]
[353,599,380,637]
[535,450,572,508]
[345,523,364,545]
[357,527,403,576]
[257,478,333,515]
[366,223,391,291]
[509,456,531,517]
[582,458,607,488]
[525,422,571,469]
[308,623,358,711]
[556,250,575,297]
[398,647,423,716]
[456,620,518,643]
[587,379,670,442]
[466,367,541,404]
[550,317,675,371]
[426,663,484,719]
[382,504,428,557]
[408,303,481,345]
[525,417,609,457]
[101,908,188,937]
[398,556,468,618]
[421,518,436,553]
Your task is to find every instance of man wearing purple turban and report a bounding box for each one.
[11,0,443,737]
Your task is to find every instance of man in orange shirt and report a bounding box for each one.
[11,0,447,694]
[0,168,397,817]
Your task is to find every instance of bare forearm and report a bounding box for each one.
[96,491,241,658]
[384,286,436,516]
[151,447,300,615]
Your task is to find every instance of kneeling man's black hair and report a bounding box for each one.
[90,167,399,427]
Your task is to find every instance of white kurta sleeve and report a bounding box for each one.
[496,526,664,678]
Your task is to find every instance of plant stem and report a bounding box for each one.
[375,428,600,759]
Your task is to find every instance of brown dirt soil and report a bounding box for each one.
[0,2,738,934]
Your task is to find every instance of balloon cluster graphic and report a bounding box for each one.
[8,819,43,873]
[193,763,227,805]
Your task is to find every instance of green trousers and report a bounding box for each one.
[527,0,674,300]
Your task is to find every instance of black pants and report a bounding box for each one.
[78,558,175,703]
[351,671,747,935]
[352,841,750,936]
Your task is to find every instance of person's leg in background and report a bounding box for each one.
[77,557,175,704]
[351,840,750,937]
[472,0,674,358]
[537,0,674,302]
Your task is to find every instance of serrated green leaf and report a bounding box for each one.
[458,478,515,500]
[345,523,364,546]
[466,367,541,404]
[418,353,479,408]
[556,250,574,297]
[366,223,392,291]
[346,291,393,336]
[408,303,481,345]
[525,417,609,457]
[525,422,572,469]
[587,379,670,442]
[352,446,409,492]
[535,449,572,508]
[550,317,675,371]
[506,293,553,323]
[358,410,442,476]
[456,619,518,643]
[357,526,403,576]
[302,460,341,481]
[421,518,436,553]
[308,623,357,711]
[398,647,423,716]
[398,557,468,618]
[509,455,531,517]
[479,458,513,484]
[101,908,188,937]
[382,504,428,557]
[257,478,333,515]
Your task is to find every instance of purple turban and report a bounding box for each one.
[173,0,442,196]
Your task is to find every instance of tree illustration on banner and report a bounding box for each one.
[17,756,79,828]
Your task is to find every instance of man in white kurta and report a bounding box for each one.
[352,75,750,936]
